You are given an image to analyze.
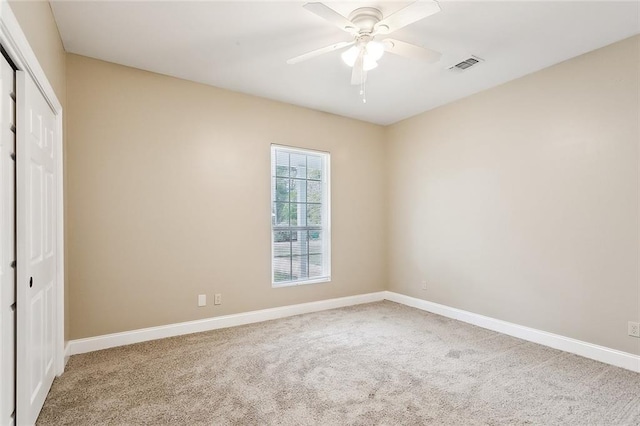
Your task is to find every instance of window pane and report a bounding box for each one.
[307,155,322,180]
[273,229,292,283]
[273,231,292,253]
[290,203,306,227]
[274,256,291,282]
[288,204,298,226]
[307,204,321,226]
[290,179,306,203]
[292,255,309,281]
[275,151,289,177]
[275,178,289,202]
[290,153,307,179]
[309,231,322,254]
[292,231,308,256]
[274,202,290,226]
[309,254,323,278]
[307,180,322,203]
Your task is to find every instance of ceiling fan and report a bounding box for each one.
[287,1,443,87]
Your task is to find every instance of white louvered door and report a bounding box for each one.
[16,71,57,426]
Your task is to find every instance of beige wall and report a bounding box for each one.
[387,35,639,355]
[8,0,70,340]
[66,54,387,339]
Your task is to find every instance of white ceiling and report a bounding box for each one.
[50,1,639,125]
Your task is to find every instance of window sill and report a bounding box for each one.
[272,277,331,288]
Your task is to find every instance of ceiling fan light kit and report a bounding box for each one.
[287,1,444,102]
[341,38,385,70]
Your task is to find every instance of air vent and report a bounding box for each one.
[448,55,484,72]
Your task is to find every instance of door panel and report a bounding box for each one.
[44,281,54,375]
[29,292,42,399]
[17,71,57,425]
[45,172,53,257]
[29,164,42,261]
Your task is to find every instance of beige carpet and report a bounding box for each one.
[38,301,640,425]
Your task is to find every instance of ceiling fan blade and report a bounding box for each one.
[303,2,359,35]
[351,50,365,85]
[374,1,441,35]
[383,39,442,63]
[287,41,354,65]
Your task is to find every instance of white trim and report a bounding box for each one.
[55,112,64,376]
[384,291,640,373]
[63,342,70,366]
[0,1,65,378]
[67,292,386,356]
[272,277,331,288]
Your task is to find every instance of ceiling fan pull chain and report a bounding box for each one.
[359,66,367,103]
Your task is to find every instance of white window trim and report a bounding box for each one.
[270,144,331,288]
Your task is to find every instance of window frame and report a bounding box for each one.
[270,144,331,288]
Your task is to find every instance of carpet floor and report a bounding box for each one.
[37,301,640,425]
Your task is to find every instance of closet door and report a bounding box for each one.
[0,54,16,426]
[16,71,57,426]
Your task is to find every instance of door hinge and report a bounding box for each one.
[10,152,15,161]
[10,260,15,268]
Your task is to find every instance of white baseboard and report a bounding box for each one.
[384,291,640,373]
[66,290,640,374]
[63,342,71,367]
[66,292,386,356]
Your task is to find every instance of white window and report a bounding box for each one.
[271,145,331,287]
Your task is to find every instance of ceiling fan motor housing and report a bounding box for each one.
[348,7,383,34]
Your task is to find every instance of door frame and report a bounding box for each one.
[0,1,65,377]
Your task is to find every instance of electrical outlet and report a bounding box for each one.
[421,281,427,291]
[198,294,206,307]
[629,321,640,338]
[214,293,222,305]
